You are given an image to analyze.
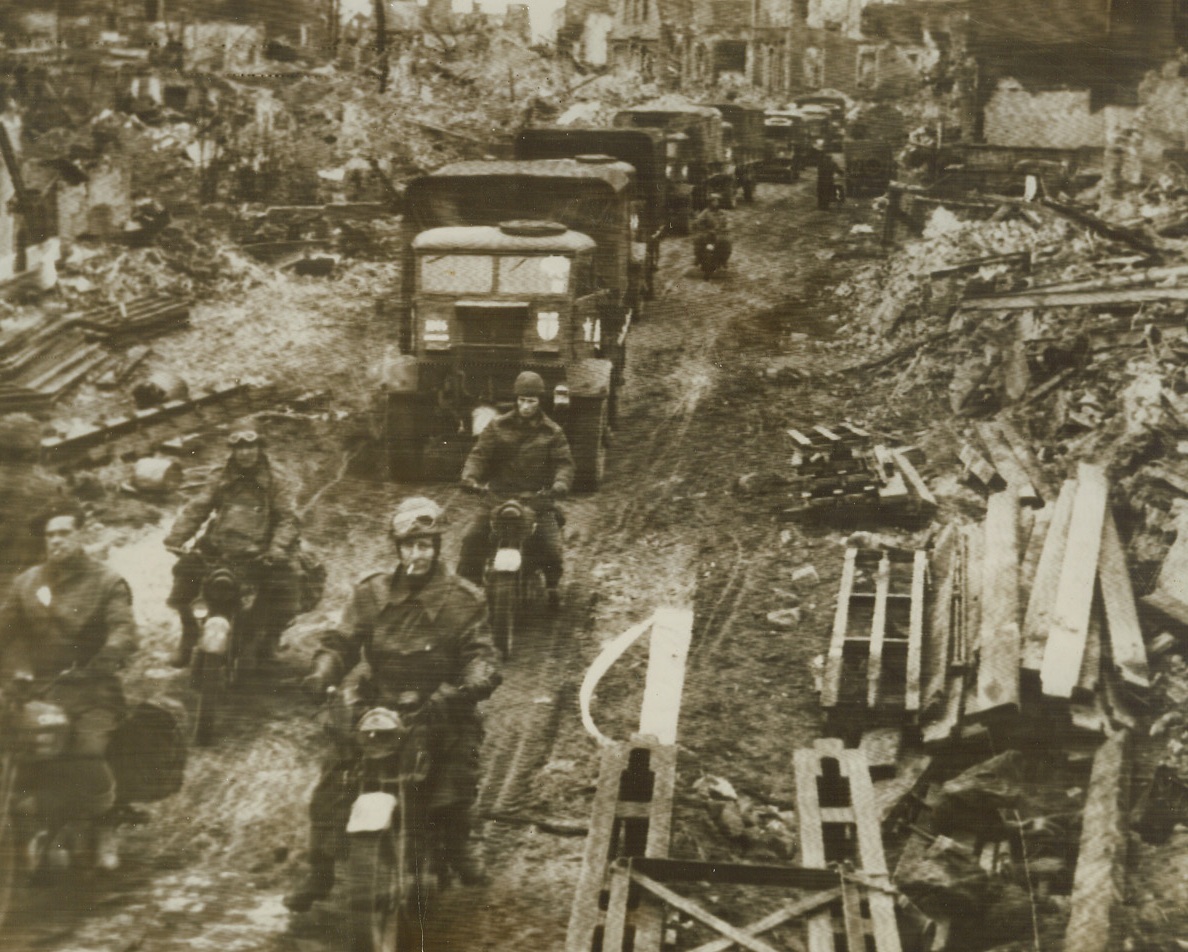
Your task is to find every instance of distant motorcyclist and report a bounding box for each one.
[457,371,574,609]
[163,430,300,668]
[0,503,137,870]
[284,497,501,911]
[816,142,842,210]
[692,194,732,268]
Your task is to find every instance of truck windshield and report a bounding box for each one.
[421,254,495,294]
[500,255,571,295]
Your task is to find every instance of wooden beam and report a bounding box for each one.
[686,890,840,952]
[823,549,857,708]
[960,524,984,667]
[629,868,785,952]
[1022,479,1077,673]
[1075,593,1103,699]
[638,607,693,745]
[867,554,892,707]
[891,449,937,507]
[922,525,958,717]
[1040,197,1163,257]
[1019,501,1053,610]
[961,285,1188,311]
[1042,464,1109,699]
[970,492,1021,718]
[905,549,927,712]
[975,421,1041,507]
[1064,730,1131,952]
[1098,513,1150,690]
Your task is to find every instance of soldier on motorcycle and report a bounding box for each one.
[0,503,137,870]
[692,193,732,271]
[284,497,501,911]
[457,370,574,609]
[163,430,300,668]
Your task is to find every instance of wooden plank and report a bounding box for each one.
[905,549,927,713]
[602,863,632,952]
[873,445,909,501]
[1042,463,1109,699]
[873,752,932,824]
[638,607,693,745]
[996,419,1053,499]
[1076,594,1104,699]
[566,745,633,952]
[891,449,938,507]
[635,743,678,952]
[975,422,1040,506]
[959,443,1007,492]
[822,549,858,708]
[1098,513,1150,690]
[1064,730,1131,952]
[629,868,785,952]
[1019,501,1053,609]
[922,671,964,747]
[960,524,984,666]
[867,554,892,708]
[1022,479,1078,673]
[840,875,867,952]
[970,492,1021,718]
[686,891,840,952]
[961,285,1188,311]
[922,526,957,717]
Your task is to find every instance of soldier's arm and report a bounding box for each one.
[90,577,138,674]
[267,473,301,557]
[313,581,373,683]
[455,596,502,702]
[0,581,33,678]
[163,472,220,548]
[460,423,498,485]
[551,428,576,494]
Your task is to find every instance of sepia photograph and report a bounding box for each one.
[0,0,1182,949]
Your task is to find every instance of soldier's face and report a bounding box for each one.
[399,537,437,576]
[517,396,540,419]
[232,445,260,469]
[45,515,83,564]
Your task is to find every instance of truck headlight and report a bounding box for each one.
[553,383,570,408]
[536,311,559,341]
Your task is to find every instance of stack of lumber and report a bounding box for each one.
[921,462,1149,747]
[780,423,936,522]
[72,293,191,341]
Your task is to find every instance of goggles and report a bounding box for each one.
[392,511,439,538]
[228,430,261,446]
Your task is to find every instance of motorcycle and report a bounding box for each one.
[327,687,438,952]
[465,487,549,659]
[693,232,731,278]
[0,675,104,927]
[172,550,266,746]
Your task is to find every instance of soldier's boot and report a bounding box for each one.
[170,610,200,668]
[284,852,336,912]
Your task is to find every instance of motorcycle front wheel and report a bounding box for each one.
[488,573,517,660]
[347,830,409,952]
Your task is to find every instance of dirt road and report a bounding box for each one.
[6,178,886,951]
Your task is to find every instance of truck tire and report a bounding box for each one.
[571,397,608,492]
[721,185,737,210]
[383,393,423,483]
[742,175,756,202]
[671,200,692,237]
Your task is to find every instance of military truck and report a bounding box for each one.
[513,126,667,298]
[702,102,767,204]
[380,158,640,490]
[760,109,806,182]
[613,105,726,234]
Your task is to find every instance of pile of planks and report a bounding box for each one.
[72,293,192,342]
[780,423,936,522]
[921,462,1150,746]
[960,419,1047,506]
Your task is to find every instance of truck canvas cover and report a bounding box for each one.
[404,159,634,296]
[513,127,667,236]
[612,105,724,163]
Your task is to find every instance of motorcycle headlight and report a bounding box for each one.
[21,701,70,759]
[200,615,232,655]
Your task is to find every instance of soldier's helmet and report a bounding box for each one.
[513,371,546,398]
[390,497,446,541]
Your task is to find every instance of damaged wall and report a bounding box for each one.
[54,163,132,241]
[984,80,1137,149]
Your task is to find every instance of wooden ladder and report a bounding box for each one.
[822,548,927,715]
[794,738,902,952]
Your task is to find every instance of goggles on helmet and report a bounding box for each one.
[228,430,261,446]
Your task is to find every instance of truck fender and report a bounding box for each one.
[346,791,399,834]
[378,354,418,395]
